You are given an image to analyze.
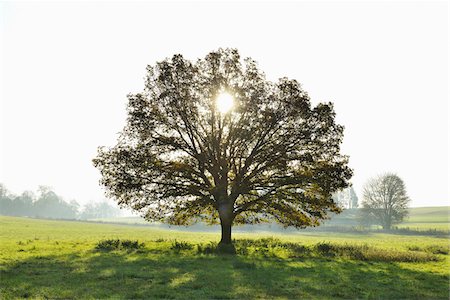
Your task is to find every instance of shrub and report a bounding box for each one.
[316,242,336,256]
[365,249,437,262]
[425,245,449,255]
[313,242,438,262]
[95,239,144,251]
[407,245,421,252]
[232,238,310,258]
[407,245,449,255]
[170,240,194,251]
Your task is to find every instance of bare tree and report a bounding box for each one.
[360,173,410,229]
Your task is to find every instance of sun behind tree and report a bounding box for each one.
[216,92,234,114]
[93,48,352,246]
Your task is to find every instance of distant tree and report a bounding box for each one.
[0,183,14,215]
[13,191,35,216]
[0,184,81,219]
[94,201,121,218]
[0,183,8,198]
[79,203,96,219]
[349,186,358,209]
[69,199,81,217]
[333,186,358,209]
[79,201,122,219]
[93,48,352,245]
[360,173,410,230]
[0,184,35,216]
[33,186,78,219]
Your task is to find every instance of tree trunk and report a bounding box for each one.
[218,201,234,245]
[220,220,232,244]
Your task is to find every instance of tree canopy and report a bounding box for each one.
[93,48,352,244]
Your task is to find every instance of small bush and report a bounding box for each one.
[407,245,421,252]
[95,239,144,251]
[121,240,143,249]
[170,240,194,251]
[425,245,449,255]
[367,249,437,262]
[313,242,438,262]
[96,239,120,250]
[407,245,449,255]
[316,242,336,256]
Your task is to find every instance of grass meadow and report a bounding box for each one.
[0,211,449,299]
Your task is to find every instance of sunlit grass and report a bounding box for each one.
[0,216,449,299]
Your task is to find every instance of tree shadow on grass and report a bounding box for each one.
[1,251,449,299]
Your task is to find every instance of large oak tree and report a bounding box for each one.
[93,49,352,244]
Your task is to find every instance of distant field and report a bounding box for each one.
[403,206,449,223]
[0,216,449,299]
[398,206,449,230]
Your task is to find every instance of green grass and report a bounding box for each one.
[1,216,449,299]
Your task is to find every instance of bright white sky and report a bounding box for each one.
[0,1,448,207]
